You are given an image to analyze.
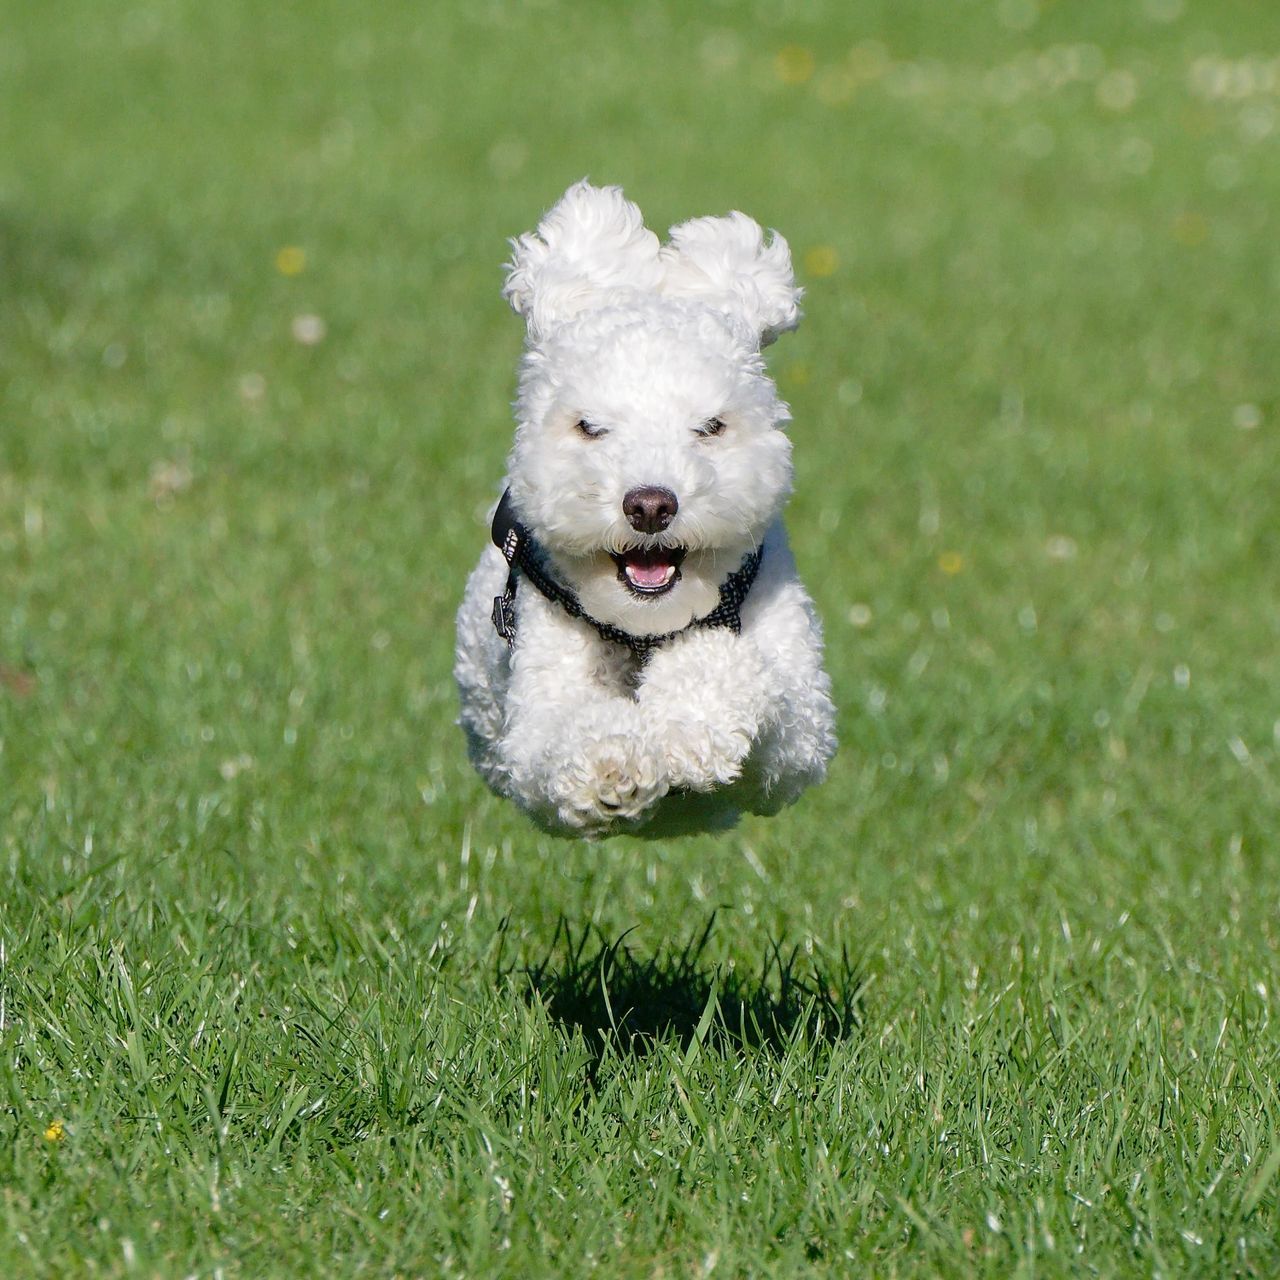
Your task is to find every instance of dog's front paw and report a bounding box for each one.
[662,720,755,793]
[552,735,668,833]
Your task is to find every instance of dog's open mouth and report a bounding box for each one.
[611,546,686,596]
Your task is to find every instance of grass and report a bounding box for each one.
[3,0,1280,1274]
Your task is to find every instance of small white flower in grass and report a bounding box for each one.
[1173,664,1191,689]
[1207,153,1242,190]
[1097,70,1138,111]
[984,63,1027,104]
[1192,57,1226,100]
[815,67,857,105]
[487,138,527,180]
[1117,135,1153,175]
[219,754,254,781]
[699,31,742,73]
[1071,44,1106,80]
[1233,403,1262,430]
[1015,122,1055,159]
[292,314,326,345]
[848,40,890,82]
[847,603,873,627]
[1045,535,1077,561]
[1241,102,1275,142]
[997,0,1037,32]
[149,458,193,501]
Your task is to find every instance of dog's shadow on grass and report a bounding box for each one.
[506,916,865,1061]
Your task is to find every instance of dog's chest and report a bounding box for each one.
[587,643,646,698]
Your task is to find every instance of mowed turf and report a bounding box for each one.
[3,1,1280,1274]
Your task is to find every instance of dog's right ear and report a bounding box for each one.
[502,180,663,341]
[660,212,802,348]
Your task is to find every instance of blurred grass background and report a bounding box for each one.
[3,0,1280,1275]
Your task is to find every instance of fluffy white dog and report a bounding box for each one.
[454,181,836,835]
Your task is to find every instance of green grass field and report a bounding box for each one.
[4,1,1280,1274]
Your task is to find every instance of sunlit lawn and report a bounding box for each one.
[3,1,1280,1274]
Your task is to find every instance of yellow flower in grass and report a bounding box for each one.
[275,245,307,276]
[803,245,840,278]
[775,45,815,86]
[44,1119,65,1143]
[938,551,965,575]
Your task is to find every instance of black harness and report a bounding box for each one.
[489,489,762,661]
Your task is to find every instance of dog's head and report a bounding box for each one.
[502,181,802,636]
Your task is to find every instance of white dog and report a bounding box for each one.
[454,181,836,835]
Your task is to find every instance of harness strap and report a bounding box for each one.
[489,489,762,661]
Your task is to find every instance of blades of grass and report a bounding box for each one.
[681,977,720,1071]
[1241,1147,1280,1220]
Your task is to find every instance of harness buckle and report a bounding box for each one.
[492,592,517,645]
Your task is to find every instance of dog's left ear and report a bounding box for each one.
[502,180,664,341]
[660,212,802,347]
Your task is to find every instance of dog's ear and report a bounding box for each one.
[660,212,802,347]
[502,180,663,340]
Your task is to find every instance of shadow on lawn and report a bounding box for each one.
[508,915,865,1058]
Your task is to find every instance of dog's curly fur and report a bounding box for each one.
[455,181,836,835]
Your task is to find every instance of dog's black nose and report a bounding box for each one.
[623,486,678,534]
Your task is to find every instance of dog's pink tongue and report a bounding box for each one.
[625,550,675,589]
[629,562,671,588]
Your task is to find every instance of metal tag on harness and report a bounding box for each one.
[492,591,516,645]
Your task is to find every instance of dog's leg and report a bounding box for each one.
[636,628,769,793]
[737,585,837,814]
[498,610,669,833]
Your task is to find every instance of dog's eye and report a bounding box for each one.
[575,418,606,439]
[697,417,727,437]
